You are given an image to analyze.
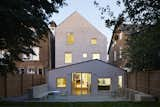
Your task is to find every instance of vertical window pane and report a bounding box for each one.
[65,53,72,63]
[22,47,40,61]
[119,32,123,40]
[92,53,100,60]
[67,32,74,44]
[114,51,117,61]
[118,76,123,88]
[0,50,5,58]
[56,78,66,88]
[91,38,97,45]
[119,47,123,59]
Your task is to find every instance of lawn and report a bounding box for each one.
[0,102,160,107]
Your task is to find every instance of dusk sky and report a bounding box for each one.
[51,0,124,46]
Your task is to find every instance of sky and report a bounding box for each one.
[51,0,124,47]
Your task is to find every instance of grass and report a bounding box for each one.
[0,102,160,107]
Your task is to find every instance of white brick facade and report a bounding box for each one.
[55,12,108,67]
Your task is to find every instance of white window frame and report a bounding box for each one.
[22,47,40,61]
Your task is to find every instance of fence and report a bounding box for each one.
[127,71,160,97]
[0,73,45,97]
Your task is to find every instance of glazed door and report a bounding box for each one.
[72,72,91,95]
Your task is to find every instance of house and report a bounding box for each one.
[16,22,56,75]
[55,12,108,68]
[48,60,125,95]
[108,24,134,71]
[47,12,125,96]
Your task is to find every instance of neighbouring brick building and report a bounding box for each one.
[16,22,56,75]
[108,24,134,71]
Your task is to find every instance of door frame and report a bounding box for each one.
[71,72,91,95]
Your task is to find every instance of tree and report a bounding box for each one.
[94,0,160,27]
[94,0,160,71]
[0,0,66,75]
[126,24,160,71]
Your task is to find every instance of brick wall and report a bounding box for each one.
[0,74,45,97]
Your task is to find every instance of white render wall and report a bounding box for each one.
[55,12,108,67]
[48,60,125,95]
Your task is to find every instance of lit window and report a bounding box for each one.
[91,38,97,45]
[22,47,40,61]
[118,76,123,88]
[65,52,72,63]
[92,53,100,60]
[56,78,66,88]
[67,32,74,44]
[98,78,111,90]
[83,53,87,58]
[119,47,123,59]
[114,51,117,61]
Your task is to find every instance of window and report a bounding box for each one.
[56,78,66,88]
[22,47,40,61]
[18,68,25,74]
[118,76,123,88]
[0,50,5,58]
[65,52,72,63]
[83,53,87,58]
[98,78,111,90]
[114,51,117,61]
[37,68,43,75]
[119,32,123,40]
[91,38,97,45]
[119,47,123,59]
[67,32,74,44]
[92,53,100,60]
[27,68,35,74]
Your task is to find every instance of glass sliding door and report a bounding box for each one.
[72,72,91,95]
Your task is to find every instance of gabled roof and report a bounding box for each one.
[57,11,106,38]
[53,59,125,71]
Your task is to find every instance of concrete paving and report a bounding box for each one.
[38,95,129,102]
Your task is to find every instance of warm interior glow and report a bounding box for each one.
[118,76,123,88]
[91,38,97,45]
[83,53,87,58]
[65,53,72,63]
[67,33,74,44]
[98,78,111,90]
[98,78,111,86]
[92,53,100,60]
[56,78,66,88]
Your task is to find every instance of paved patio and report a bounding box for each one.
[38,95,128,102]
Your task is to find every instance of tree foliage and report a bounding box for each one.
[94,0,160,71]
[126,24,160,71]
[0,0,65,75]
